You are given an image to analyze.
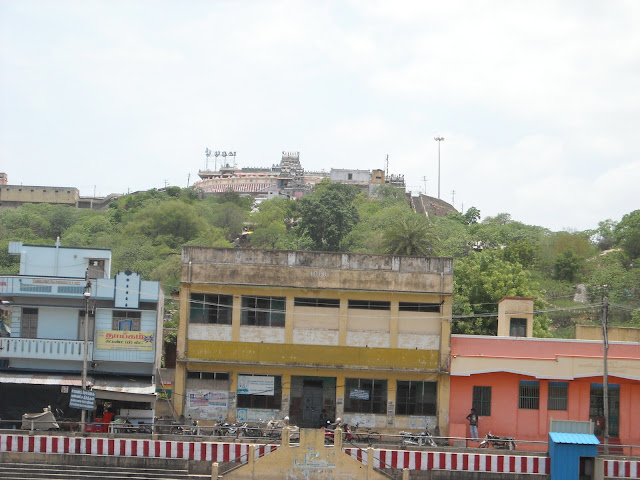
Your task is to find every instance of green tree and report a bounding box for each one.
[124,200,206,248]
[453,250,549,336]
[592,219,617,251]
[210,202,248,242]
[381,213,435,256]
[463,207,481,225]
[613,210,640,260]
[552,248,583,282]
[297,182,360,251]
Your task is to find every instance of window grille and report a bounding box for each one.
[241,296,286,327]
[519,381,540,409]
[548,382,568,410]
[348,300,390,311]
[472,386,492,416]
[399,302,441,313]
[344,378,387,414]
[294,297,340,308]
[190,293,233,325]
[396,381,437,415]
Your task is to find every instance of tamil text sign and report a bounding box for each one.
[96,330,154,351]
[69,388,96,410]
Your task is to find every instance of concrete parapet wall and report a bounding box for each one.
[182,248,453,294]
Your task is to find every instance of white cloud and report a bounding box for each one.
[1,0,639,231]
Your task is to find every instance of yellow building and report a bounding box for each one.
[174,248,453,434]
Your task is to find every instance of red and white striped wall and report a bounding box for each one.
[345,448,550,475]
[0,434,277,463]
[605,459,640,479]
[2,435,639,478]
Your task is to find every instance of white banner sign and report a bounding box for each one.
[237,375,275,396]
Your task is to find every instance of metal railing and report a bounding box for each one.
[0,337,92,361]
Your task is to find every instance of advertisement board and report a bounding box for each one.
[96,330,154,351]
[237,375,275,396]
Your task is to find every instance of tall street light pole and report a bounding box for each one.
[80,276,92,433]
[434,137,444,199]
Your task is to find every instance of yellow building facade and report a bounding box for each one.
[174,248,453,434]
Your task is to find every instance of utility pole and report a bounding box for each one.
[434,137,444,199]
[602,295,609,454]
[80,274,92,433]
[422,176,428,195]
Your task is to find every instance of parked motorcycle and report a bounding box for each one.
[399,425,436,448]
[264,418,300,441]
[479,432,516,450]
[323,419,354,445]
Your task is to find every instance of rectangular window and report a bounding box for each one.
[510,317,527,337]
[344,378,387,414]
[58,286,84,294]
[236,375,282,410]
[519,381,540,409]
[112,310,141,331]
[472,386,492,416]
[548,382,568,410]
[190,293,233,325]
[348,300,391,311]
[20,284,52,293]
[241,296,285,327]
[396,381,437,415]
[187,371,230,380]
[294,297,340,308]
[21,308,39,339]
[399,302,441,313]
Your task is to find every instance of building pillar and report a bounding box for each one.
[231,295,241,342]
[284,297,294,344]
[338,298,348,346]
[437,374,450,437]
[228,372,237,423]
[386,379,397,429]
[174,284,190,416]
[336,375,345,419]
[282,373,291,417]
[389,300,399,349]
[539,380,548,436]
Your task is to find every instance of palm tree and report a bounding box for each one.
[382,214,436,256]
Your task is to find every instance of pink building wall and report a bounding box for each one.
[450,335,640,453]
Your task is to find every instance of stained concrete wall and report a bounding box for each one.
[181,248,453,294]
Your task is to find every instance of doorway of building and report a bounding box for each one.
[289,376,336,428]
[589,383,619,437]
[302,380,323,426]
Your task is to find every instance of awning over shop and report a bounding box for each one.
[0,372,83,386]
[91,376,157,404]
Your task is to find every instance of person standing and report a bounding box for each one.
[466,408,479,440]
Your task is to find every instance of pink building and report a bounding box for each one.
[449,298,640,454]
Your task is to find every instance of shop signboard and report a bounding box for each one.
[69,388,96,410]
[96,330,154,351]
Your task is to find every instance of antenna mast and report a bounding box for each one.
[205,148,211,170]
[385,154,389,178]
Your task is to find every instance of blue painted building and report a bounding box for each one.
[0,241,163,425]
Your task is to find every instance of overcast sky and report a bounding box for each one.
[1,0,638,232]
